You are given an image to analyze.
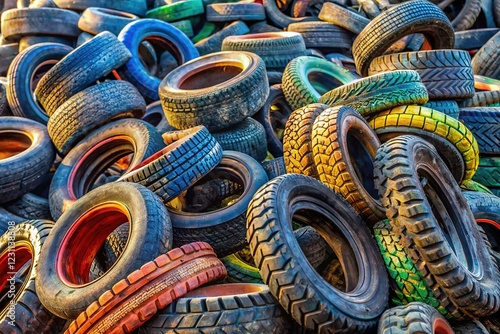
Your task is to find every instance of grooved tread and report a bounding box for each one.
[459,107,500,154]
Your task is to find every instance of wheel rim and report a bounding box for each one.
[0,130,33,161]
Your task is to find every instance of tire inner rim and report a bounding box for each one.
[0,130,32,161]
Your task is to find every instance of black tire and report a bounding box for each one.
[459,107,500,154]
[4,173,52,220]
[169,151,268,257]
[47,81,146,156]
[249,20,282,34]
[458,91,500,108]
[453,320,490,334]
[368,50,475,100]
[49,119,165,220]
[119,126,223,204]
[287,21,354,50]
[195,20,249,56]
[319,70,429,117]
[262,0,316,29]
[138,284,295,333]
[0,221,65,334]
[160,51,269,132]
[117,19,199,103]
[471,31,500,79]
[221,31,307,70]
[495,0,500,26]
[374,135,500,318]
[78,7,139,36]
[0,80,9,116]
[442,0,482,31]
[253,84,293,157]
[246,173,389,332]
[7,42,73,124]
[37,182,173,319]
[0,8,80,42]
[318,2,370,34]
[293,225,327,269]
[454,28,500,50]
[261,156,286,180]
[0,117,55,204]
[34,31,132,117]
[53,0,147,16]
[423,100,460,118]
[378,302,454,334]
[0,44,18,76]
[206,3,266,22]
[352,0,455,77]
[212,117,267,162]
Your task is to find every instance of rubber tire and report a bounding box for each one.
[145,0,204,23]
[0,43,19,76]
[0,117,55,204]
[49,118,165,220]
[34,31,131,117]
[368,105,479,183]
[495,0,500,26]
[211,117,268,162]
[373,135,500,319]
[318,2,370,34]
[423,100,460,118]
[261,156,286,179]
[169,151,269,257]
[138,283,294,333]
[5,191,51,220]
[473,157,500,189]
[78,8,139,36]
[249,21,282,34]
[0,8,80,42]
[378,302,454,334]
[221,31,307,70]
[53,0,147,16]
[0,221,65,334]
[374,220,449,317]
[194,21,249,56]
[459,107,500,154]
[319,70,429,117]
[160,51,269,132]
[287,21,354,50]
[262,0,316,29]
[246,173,389,332]
[460,179,493,194]
[458,91,500,108]
[282,56,358,110]
[18,36,74,52]
[253,84,293,157]
[312,105,385,224]
[65,242,226,334]
[47,81,146,156]
[282,103,329,178]
[206,3,266,22]
[453,320,490,334]
[352,0,455,77]
[191,21,217,44]
[367,50,475,100]
[37,182,173,320]
[0,81,8,116]
[471,31,500,79]
[454,28,500,50]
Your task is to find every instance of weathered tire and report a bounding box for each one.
[423,100,460,118]
[53,0,147,16]
[261,156,286,180]
[206,3,266,22]
[471,31,500,80]
[145,0,204,22]
[0,43,19,76]
[37,182,173,319]
[454,28,500,50]
[287,21,354,50]
[4,173,52,220]
[318,2,370,34]
[247,173,389,332]
[452,320,490,334]
[194,21,249,56]
[374,135,500,319]
[262,0,315,29]
[459,107,500,155]
[473,157,500,191]
[458,91,500,108]
[160,51,269,132]
[78,7,139,36]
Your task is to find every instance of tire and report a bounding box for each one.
[206,3,266,21]
[169,151,269,257]
[246,174,389,332]
[373,220,449,317]
[145,0,204,22]
[287,21,354,50]
[0,117,55,204]
[318,2,370,34]
[221,31,307,70]
[378,302,454,334]
[319,70,429,117]
[37,182,173,320]
[261,156,286,179]
[460,179,493,194]
[373,135,500,318]
[222,252,263,283]
[367,50,475,100]
[473,157,500,189]
[0,221,65,334]
[454,28,500,50]
[117,19,199,103]
[0,207,25,231]
[78,7,139,36]
[253,84,293,157]
[249,20,282,34]
[34,31,132,117]
[282,103,328,178]
[282,56,358,110]
[262,0,316,28]
[0,44,19,76]
[471,31,500,79]
[160,51,269,132]
[7,42,73,124]
[53,0,147,16]
[423,100,460,118]
[458,91,500,108]
[0,8,80,41]
[194,21,249,56]
[495,0,500,26]
[368,105,479,183]
[47,81,146,156]
[453,320,490,334]
[49,119,165,220]
[191,21,217,44]
[64,242,226,334]
[352,0,455,77]
[312,105,385,224]
[440,0,482,31]
[138,283,294,334]
[4,181,51,220]
[0,78,10,116]
[211,117,268,162]
[459,107,500,154]
[18,35,73,52]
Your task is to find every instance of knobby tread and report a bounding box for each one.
[471,31,500,79]
[459,107,500,154]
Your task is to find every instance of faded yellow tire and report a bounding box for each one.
[368,105,479,183]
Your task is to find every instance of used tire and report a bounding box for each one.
[454,28,500,50]
[459,107,500,155]
[206,3,266,22]
[160,51,269,132]
[423,100,460,118]
[458,91,500,108]
[318,2,370,34]
[145,0,204,22]
[78,7,139,36]
[37,182,173,319]
[0,44,19,76]
[287,21,354,50]
[473,157,500,191]
[53,0,147,16]
[471,30,500,79]
[194,20,249,56]
[262,0,315,28]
